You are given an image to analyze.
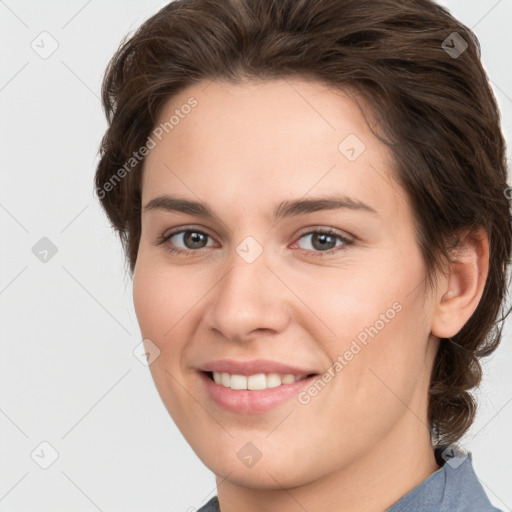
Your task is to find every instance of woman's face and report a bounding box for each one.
[133,78,440,488]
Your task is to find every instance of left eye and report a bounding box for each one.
[294,230,351,253]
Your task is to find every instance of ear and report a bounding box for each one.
[430,227,489,339]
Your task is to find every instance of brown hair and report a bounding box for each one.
[95,0,512,448]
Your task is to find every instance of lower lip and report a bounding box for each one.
[199,371,317,414]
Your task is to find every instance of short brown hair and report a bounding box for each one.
[95,0,512,448]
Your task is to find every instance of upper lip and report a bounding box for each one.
[198,359,318,376]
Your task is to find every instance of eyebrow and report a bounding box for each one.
[143,194,378,222]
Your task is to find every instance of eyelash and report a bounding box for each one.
[156,226,353,257]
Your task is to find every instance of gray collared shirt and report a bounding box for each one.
[197,453,502,512]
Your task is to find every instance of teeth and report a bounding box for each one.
[211,372,306,390]
[265,373,282,388]
[230,374,247,390]
[221,372,230,387]
[247,373,266,390]
[281,374,296,385]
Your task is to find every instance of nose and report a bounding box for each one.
[204,248,291,343]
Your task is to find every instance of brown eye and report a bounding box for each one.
[159,228,215,255]
[295,230,353,255]
[179,231,209,249]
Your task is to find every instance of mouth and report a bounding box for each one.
[203,371,317,390]
[199,370,320,414]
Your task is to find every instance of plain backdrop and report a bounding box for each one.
[1,1,511,511]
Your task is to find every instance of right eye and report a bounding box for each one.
[157,227,217,255]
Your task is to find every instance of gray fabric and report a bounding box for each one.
[198,496,219,512]
[385,452,501,512]
[196,452,502,512]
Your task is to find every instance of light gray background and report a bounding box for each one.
[1,1,511,511]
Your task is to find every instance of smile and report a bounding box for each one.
[199,369,319,414]
[210,371,310,390]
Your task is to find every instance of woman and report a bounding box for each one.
[95,0,511,510]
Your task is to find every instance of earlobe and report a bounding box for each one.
[431,227,489,339]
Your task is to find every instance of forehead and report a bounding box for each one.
[141,77,407,222]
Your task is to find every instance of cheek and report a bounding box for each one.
[132,255,201,421]
[311,247,432,410]
[133,266,167,342]
[132,252,200,403]
[132,250,200,344]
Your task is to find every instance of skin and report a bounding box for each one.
[132,77,489,512]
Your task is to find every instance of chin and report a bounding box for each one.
[195,439,327,490]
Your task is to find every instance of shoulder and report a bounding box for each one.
[441,453,502,512]
[388,452,502,512]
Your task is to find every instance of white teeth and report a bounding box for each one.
[211,371,307,390]
[266,373,282,388]
[281,374,296,384]
[247,373,266,390]
[230,374,247,390]
[221,372,230,387]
